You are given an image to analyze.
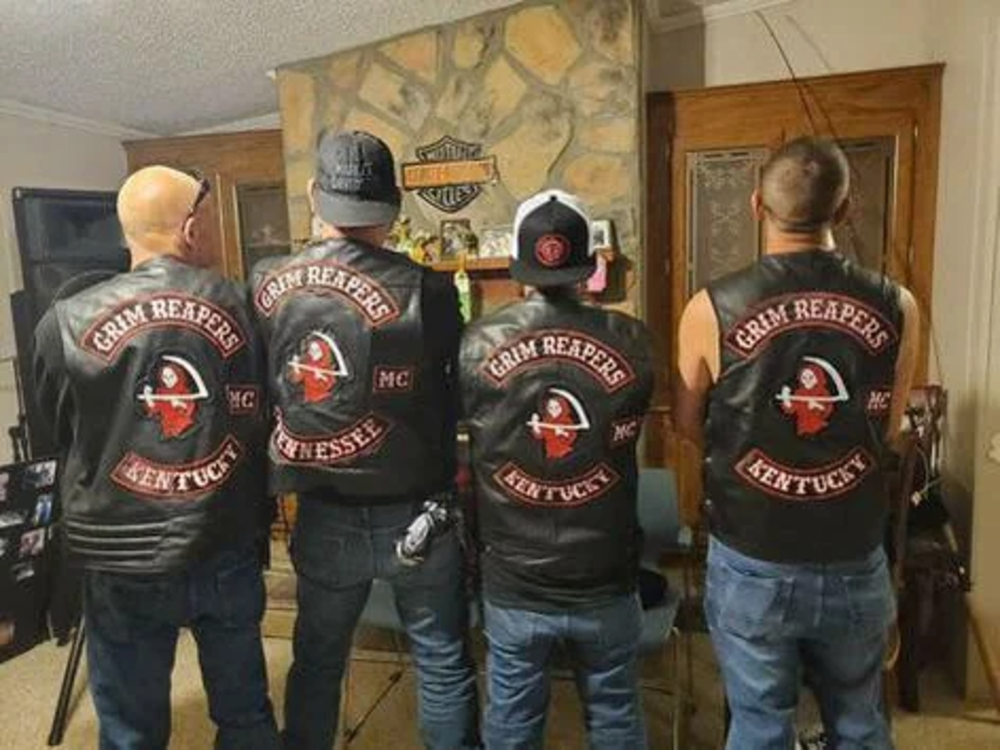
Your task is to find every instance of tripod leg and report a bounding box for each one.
[48,619,86,746]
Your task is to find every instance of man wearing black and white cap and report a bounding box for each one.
[460,190,655,749]
[250,130,478,750]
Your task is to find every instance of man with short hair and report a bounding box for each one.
[34,166,280,750]
[460,190,655,749]
[675,136,920,749]
[250,130,478,750]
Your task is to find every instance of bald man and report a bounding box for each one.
[676,137,918,749]
[33,167,280,750]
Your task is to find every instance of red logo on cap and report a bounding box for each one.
[534,234,570,268]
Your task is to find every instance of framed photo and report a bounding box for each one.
[480,226,513,259]
[591,219,613,252]
[440,219,472,259]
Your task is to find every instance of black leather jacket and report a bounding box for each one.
[33,256,270,573]
[249,238,462,500]
[460,292,655,609]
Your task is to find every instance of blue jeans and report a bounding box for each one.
[284,495,479,750]
[483,596,647,750]
[83,544,280,750]
[705,536,896,750]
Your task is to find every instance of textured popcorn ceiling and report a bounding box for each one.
[0,0,522,135]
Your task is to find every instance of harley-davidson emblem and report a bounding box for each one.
[401,135,497,214]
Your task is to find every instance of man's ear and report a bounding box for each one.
[182,215,196,248]
[833,195,851,226]
[751,189,766,221]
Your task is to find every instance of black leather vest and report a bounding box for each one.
[250,238,451,498]
[461,293,655,608]
[705,249,902,563]
[33,257,268,573]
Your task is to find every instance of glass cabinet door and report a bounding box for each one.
[235,182,291,277]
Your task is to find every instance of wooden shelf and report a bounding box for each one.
[429,248,615,274]
[430,256,510,273]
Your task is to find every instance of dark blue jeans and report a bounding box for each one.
[705,536,896,750]
[284,495,479,750]
[482,595,647,750]
[83,544,280,750]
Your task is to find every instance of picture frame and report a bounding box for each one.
[591,219,613,252]
[479,226,513,259]
[440,219,472,259]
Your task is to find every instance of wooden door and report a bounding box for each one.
[645,65,943,466]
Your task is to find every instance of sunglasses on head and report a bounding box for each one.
[188,177,211,217]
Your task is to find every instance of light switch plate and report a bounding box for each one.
[989,433,1000,465]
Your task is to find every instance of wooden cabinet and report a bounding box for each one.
[123,130,290,278]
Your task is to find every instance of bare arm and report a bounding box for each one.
[886,287,920,448]
[673,290,719,527]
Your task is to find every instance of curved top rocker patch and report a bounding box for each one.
[254,260,400,327]
[725,293,898,360]
[482,330,635,393]
[81,293,246,363]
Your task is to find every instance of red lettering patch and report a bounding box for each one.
[725,293,898,360]
[481,330,635,393]
[735,447,875,501]
[865,387,893,416]
[81,294,246,363]
[373,366,415,393]
[226,385,261,416]
[110,435,244,500]
[610,415,645,447]
[492,462,620,508]
[254,261,400,327]
[271,410,392,465]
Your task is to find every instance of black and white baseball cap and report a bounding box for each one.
[511,189,595,287]
[313,129,401,228]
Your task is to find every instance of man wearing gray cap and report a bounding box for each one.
[250,130,478,750]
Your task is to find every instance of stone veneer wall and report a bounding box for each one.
[277,0,642,309]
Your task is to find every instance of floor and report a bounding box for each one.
[0,626,997,749]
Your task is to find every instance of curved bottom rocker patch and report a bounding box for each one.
[735,447,875,501]
[494,462,620,508]
[272,410,392,465]
[111,435,244,500]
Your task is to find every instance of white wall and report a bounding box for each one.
[0,109,127,464]
[645,0,999,698]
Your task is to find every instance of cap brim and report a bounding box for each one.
[510,258,597,288]
[315,189,400,228]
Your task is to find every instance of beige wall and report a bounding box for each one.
[277,0,642,311]
[0,111,127,464]
[645,0,999,698]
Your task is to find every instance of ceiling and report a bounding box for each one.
[0,0,522,136]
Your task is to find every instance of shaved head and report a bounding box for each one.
[759,137,850,232]
[118,166,201,260]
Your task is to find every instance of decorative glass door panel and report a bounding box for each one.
[236,183,291,275]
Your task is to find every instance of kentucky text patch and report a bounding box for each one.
[735,447,875,501]
[111,435,244,499]
[493,462,620,507]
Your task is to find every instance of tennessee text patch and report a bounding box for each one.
[254,261,400,326]
[735,447,875,501]
[725,293,897,359]
[272,410,392,465]
[81,294,246,362]
[493,462,620,507]
[111,435,244,499]
[482,330,635,392]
